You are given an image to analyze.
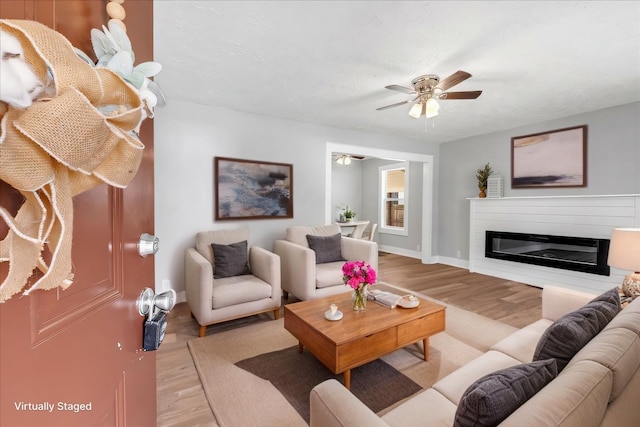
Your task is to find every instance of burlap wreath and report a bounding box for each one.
[0,20,145,302]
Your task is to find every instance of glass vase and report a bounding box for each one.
[352,287,367,311]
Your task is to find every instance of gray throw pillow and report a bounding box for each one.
[211,240,250,279]
[453,359,558,427]
[533,287,620,372]
[589,286,622,311]
[306,233,344,264]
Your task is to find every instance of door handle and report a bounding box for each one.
[137,288,176,317]
[138,233,159,257]
[136,287,176,351]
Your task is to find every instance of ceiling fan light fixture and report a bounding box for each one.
[377,70,481,122]
[425,97,440,118]
[408,102,423,119]
[336,154,351,165]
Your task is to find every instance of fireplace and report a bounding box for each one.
[485,231,610,276]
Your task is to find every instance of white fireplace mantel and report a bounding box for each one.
[469,194,640,293]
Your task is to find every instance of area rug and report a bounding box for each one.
[187,285,518,426]
[235,345,422,422]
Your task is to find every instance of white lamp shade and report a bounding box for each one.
[425,97,439,118]
[408,103,422,118]
[336,155,351,165]
[607,228,640,271]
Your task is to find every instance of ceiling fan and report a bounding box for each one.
[333,153,365,165]
[376,70,482,119]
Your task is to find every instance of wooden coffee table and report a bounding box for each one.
[284,291,446,389]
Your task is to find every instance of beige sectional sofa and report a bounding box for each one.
[310,286,640,426]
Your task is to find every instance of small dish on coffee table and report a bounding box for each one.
[324,309,343,321]
[397,295,419,309]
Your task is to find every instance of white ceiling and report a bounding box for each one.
[154,1,640,144]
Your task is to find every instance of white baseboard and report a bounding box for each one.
[379,247,470,269]
[379,245,422,260]
[175,290,186,304]
[435,256,470,269]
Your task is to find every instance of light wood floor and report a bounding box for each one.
[156,254,542,426]
[377,253,542,329]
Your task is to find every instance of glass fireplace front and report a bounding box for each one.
[485,231,610,276]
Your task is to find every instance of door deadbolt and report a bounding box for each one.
[139,233,159,257]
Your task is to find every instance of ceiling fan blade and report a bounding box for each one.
[376,100,410,111]
[440,90,482,100]
[385,84,417,94]
[436,70,471,91]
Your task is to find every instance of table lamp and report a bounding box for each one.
[607,228,640,298]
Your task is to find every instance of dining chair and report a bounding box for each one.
[349,221,369,239]
[361,223,377,241]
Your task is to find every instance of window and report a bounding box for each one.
[379,163,409,236]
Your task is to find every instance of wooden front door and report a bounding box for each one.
[0,1,157,426]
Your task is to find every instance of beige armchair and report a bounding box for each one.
[185,228,281,337]
[274,224,378,301]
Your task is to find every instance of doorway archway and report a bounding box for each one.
[325,142,434,264]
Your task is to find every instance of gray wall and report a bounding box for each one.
[331,160,362,222]
[154,100,437,294]
[438,101,640,261]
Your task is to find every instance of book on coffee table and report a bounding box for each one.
[368,291,403,309]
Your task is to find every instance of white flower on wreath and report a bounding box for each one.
[0,30,46,109]
[75,21,166,125]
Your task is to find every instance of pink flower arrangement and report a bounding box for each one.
[342,261,377,290]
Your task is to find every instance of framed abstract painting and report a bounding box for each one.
[511,125,587,188]
[214,157,293,220]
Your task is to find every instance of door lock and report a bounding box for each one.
[137,287,176,317]
[136,287,176,351]
[138,233,159,257]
